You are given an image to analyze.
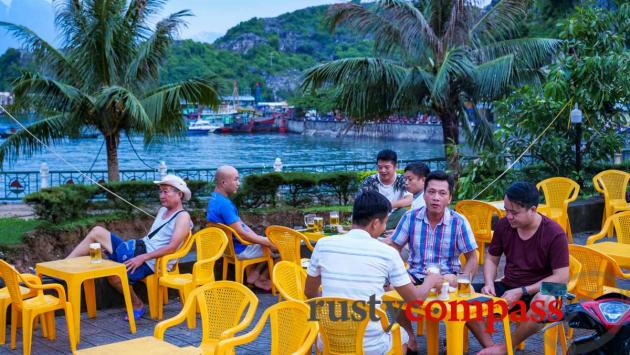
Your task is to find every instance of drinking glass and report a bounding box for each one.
[329,211,340,226]
[304,214,316,230]
[89,243,102,264]
[314,217,324,232]
[457,272,472,298]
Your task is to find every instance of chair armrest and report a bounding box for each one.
[298,234,315,251]
[389,324,402,355]
[21,277,68,303]
[154,287,199,339]
[220,299,259,339]
[192,255,222,284]
[292,323,319,355]
[20,274,42,285]
[586,230,608,245]
[215,309,269,355]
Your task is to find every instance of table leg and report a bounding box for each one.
[444,321,466,355]
[67,282,82,343]
[117,271,137,334]
[502,315,514,355]
[425,317,439,355]
[84,279,97,318]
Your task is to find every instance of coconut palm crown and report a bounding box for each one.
[0,0,221,180]
[302,0,560,171]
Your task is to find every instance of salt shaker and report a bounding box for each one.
[438,281,450,301]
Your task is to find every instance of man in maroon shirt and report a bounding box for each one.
[469,182,569,354]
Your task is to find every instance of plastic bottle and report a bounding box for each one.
[438,281,450,301]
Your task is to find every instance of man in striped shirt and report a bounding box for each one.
[389,170,479,352]
[305,191,443,355]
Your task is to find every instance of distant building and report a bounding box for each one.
[220,95,256,109]
[0,92,14,106]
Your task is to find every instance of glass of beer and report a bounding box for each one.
[89,243,102,264]
[457,272,472,298]
[314,217,324,232]
[329,211,340,226]
[304,214,316,230]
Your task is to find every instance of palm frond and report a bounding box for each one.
[95,86,151,134]
[393,66,435,109]
[54,0,88,45]
[11,72,90,112]
[475,38,560,68]
[302,57,407,120]
[124,0,169,39]
[443,0,471,46]
[470,0,531,44]
[431,47,475,105]
[473,54,514,100]
[0,115,71,168]
[379,0,438,57]
[126,10,192,87]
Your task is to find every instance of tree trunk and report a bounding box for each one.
[105,132,120,181]
[439,109,461,174]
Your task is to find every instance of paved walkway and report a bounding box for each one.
[1,232,627,354]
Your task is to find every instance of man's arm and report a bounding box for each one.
[390,193,413,209]
[229,220,274,248]
[304,275,322,299]
[395,273,444,302]
[481,254,500,296]
[524,267,569,295]
[461,250,479,277]
[124,213,191,273]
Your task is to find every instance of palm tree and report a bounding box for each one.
[302,0,559,171]
[0,0,221,180]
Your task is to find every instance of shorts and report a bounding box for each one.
[472,281,534,312]
[108,233,154,284]
[236,244,264,260]
[408,272,424,286]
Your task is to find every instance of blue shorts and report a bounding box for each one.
[108,233,154,285]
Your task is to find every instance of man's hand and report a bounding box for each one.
[481,283,496,296]
[424,273,444,288]
[124,254,147,273]
[263,238,278,252]
[502,288,523,307]
[444,273,457,287]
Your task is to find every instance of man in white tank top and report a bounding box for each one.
[67,175,192,320]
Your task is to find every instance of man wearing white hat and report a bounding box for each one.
[67,174,193,320]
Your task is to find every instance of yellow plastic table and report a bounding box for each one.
[382,290,514,355]
[36,257,136,342]
[76,336,199,354]
[586,242,630,268]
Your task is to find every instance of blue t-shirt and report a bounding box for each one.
[206,192,246,254]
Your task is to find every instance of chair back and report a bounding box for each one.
[266,225,312,264]
[207,222,241,261]
[195,281,259,344]
[608,211,630,244]
[567,255,581,293]
[308,297,370,355]
[0,260,25,309]
[267,301,318,354]
[273,261,307,301]
[455,200,501,242]
[568,245,619,299]
[536,177,580,209]
[593,170,630,201]
[194,227,229,284]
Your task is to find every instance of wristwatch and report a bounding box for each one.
[521,286,529,297]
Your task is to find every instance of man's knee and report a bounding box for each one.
[528,292,557,322]
[88,226,110,239]
[107,275,121,286]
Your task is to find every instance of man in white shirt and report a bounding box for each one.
[305,190,443,354]
[403,162,430,210]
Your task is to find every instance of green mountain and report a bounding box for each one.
[160,4,373,100]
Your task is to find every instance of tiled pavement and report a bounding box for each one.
[1,231,628,354]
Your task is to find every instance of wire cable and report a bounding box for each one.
[0,104,155,218]
[88,140,105,172]
[126,134,159,170]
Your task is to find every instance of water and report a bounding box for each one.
[0,131,445,172]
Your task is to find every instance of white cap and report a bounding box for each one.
[154,174,191,201]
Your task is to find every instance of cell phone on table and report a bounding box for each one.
[463,296,492,304]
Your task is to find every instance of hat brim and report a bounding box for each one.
[154,180,192,202]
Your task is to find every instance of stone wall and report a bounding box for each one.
[287,119,452,142]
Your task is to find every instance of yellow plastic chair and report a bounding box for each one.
[536,177,580,243]
[0,273,48,345]
[568,244,630,300]
[157,227,229,327]
[154,281,258,354]
[208,222,275,294]
[593,170,630,229]
[272,261,307,302]
[265,225,314,265]
[308,297,402,355]
[586,211,630,245]
[0,260,76,355]
[215,300,318,355]
[141,231,194,320]
[455,200,502,264]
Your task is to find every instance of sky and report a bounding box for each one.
[1,0,493,42]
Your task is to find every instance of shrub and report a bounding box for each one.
[318,172,361,205]
[24,184,97,223]
[234,173,284,208]
[282,172,319,207]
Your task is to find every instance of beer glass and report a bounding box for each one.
[304,214,316,230]
[457,272,472,298]
[314,217,324,232]
[89,243,102,264]
[329,211,340,226]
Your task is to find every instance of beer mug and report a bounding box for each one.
[89,243,102,264]
[304,214,316,230]
[457,272,472,298]
[329,211,340,226]
[314,217,324,232]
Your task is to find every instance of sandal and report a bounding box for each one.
[124,306,145,321]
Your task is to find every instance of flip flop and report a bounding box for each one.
[124,306,145,321]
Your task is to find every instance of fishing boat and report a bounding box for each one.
[187,118,222,135]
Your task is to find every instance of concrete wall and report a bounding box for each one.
[287,119,451,142]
